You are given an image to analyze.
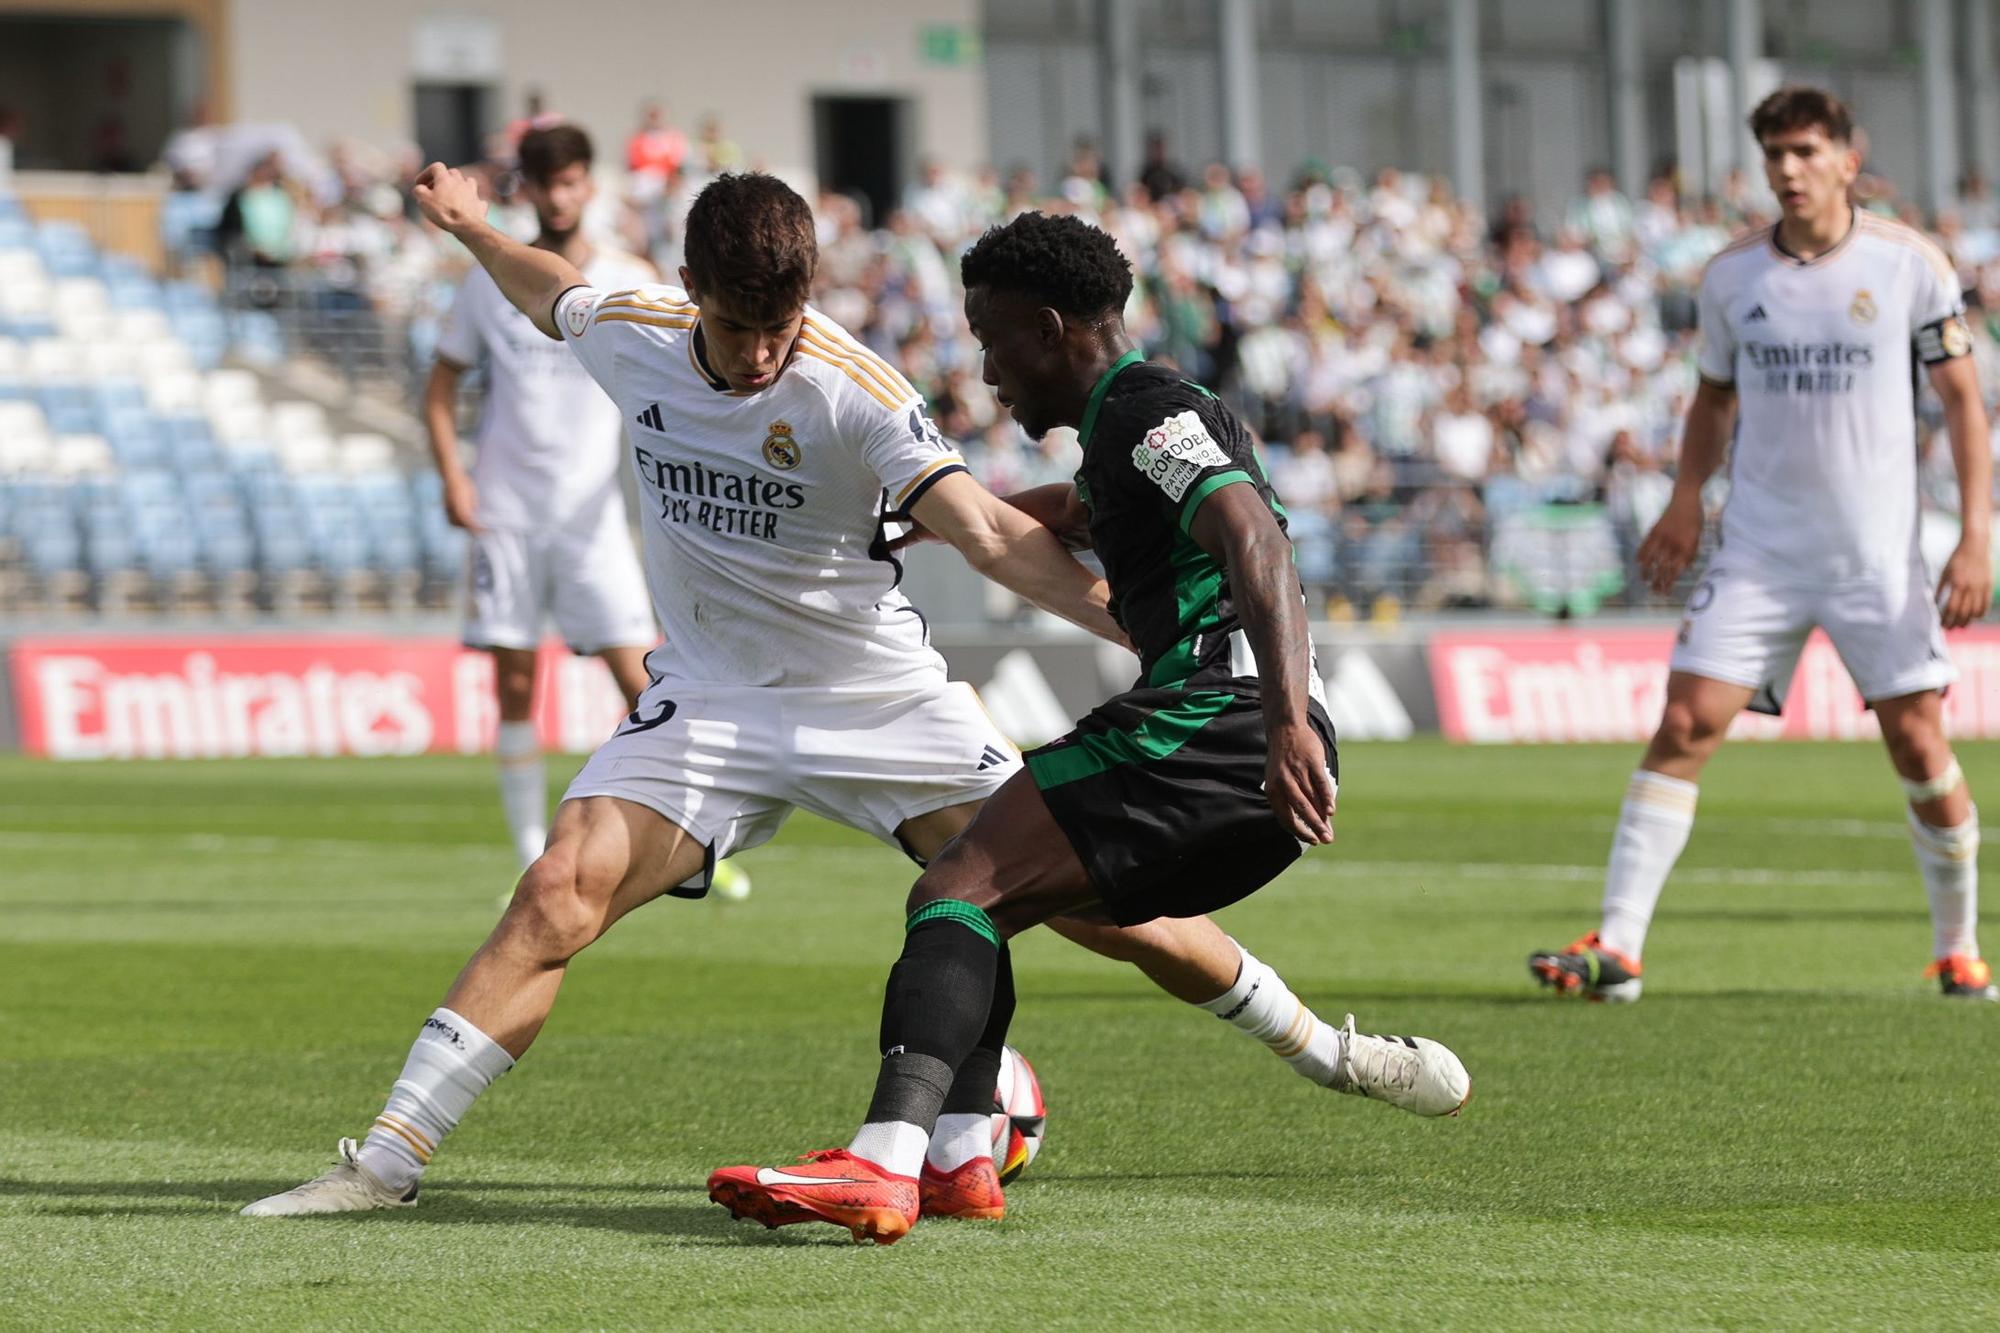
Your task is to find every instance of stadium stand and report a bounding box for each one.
[5,128,1990,621]
[0,185,459,616]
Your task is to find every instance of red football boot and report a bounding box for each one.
[919,1154,1006,1221]
[708,1149,919,1245]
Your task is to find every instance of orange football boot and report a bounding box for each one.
[920,1154,1006,1220]
[708,1149,919,1245]
[1927,954,1998,1000]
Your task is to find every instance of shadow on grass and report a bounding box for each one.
[1,1177,889,1246]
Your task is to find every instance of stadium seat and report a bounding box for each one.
[37,384,98,434]
[270,400,328,441]
[337,433,396,474]
[145,369,204,415]
[51,434,115,476]
[27,341,85,385]
[277,434,336,473]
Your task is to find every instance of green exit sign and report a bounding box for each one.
[920,24,981,66]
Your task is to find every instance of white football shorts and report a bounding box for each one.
[462,513,655,655]
[562,676,1020,887]
[1670,557,1955,712]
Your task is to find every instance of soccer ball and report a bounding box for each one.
[989,1044,1046,1184]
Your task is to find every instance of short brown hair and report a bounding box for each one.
[517,124,593,186]
[1750,86,1854,145]
[682,172,818,321]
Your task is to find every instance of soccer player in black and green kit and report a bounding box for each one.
[708,212,1471,1244]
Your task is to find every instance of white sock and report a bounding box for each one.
[1908,804,1980,960]
[1597,770,1698,961]
[925,1112,993,1173]
[1197,942,1346,1087]
[846,1121,929,1180]
[495,721,547,869]
[355,1008,516,1193]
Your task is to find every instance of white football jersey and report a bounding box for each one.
[438,249,656,531]
[1696,211,1971,582]
[553,284,967,689]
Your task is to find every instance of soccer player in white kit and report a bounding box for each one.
[423,124,657,869]
[243,167,1375,1219]
[1531,87,1997,1002]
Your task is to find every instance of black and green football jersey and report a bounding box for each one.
[1072,350,1292,688]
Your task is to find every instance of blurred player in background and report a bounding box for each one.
[244,168,1382,1222]
[1531,87,1996,1003]
[708,213,1468,1245]
[423,122,746,899]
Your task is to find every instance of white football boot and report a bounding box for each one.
[1330,1015,1472,1117]
[240,1138,419,1216]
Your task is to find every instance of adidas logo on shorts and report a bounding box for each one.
[976,745,1010,771]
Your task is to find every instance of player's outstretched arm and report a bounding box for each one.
[411,163,582,340]
[1188,484,1334,845]
[1928,355,1993,628]
[1638,378,1737,595]
[999,483,1095,550]
[909,471,1124,644]
[889,482,1092,553]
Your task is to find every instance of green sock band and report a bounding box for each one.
[905,899,1001,949]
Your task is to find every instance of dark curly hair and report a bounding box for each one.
[517,124,593,186]
[1750,86,1854,145]
[683,173,818,322]
[960,212,1133,319]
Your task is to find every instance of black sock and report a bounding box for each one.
[939,944,1015,1116]
[862,903,1001,1133]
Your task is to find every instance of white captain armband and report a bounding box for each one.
[1916,314,1973,365]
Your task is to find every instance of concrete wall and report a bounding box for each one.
[226,0,987,190]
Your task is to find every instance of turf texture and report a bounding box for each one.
[2,741,1996,1329]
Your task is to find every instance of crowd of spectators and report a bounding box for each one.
[154,105,2000,619]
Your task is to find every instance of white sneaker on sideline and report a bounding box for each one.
[240,1138,418,1216]
[1331,1015,1472,1117]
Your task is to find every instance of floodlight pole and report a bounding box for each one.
[1447,0,1484,218]
[1920,0,1961,217]
[1218,0,1261,174]
[1607,0,1646,198]
[1097,0,1142,191]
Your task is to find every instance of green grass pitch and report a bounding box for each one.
[3,740,1997,1329]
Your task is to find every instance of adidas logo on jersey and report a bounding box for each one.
[976,745,1011,771]
[1744,304,1768,322]
[635,403,665,431]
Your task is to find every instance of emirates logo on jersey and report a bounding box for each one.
[762,419,801,471]
[1849,289,1877,324]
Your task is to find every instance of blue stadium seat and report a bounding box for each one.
[37,385,100,435]
[83,507,138,574]
[136,512,202,579]
[252,509,312,575]
[37,221,98,279]
[94,380,149,413]
[198,514,257,576]
[22,521,84,579]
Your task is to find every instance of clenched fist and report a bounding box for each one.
[412,162,487,236]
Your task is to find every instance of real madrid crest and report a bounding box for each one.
[762,419,801,471]
[1849,289,1877,324]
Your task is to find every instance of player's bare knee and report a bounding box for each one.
[507,848,612,959]
[1651,699,1726,762]
[495,672,537,719]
